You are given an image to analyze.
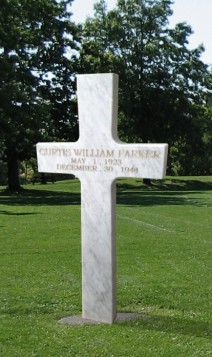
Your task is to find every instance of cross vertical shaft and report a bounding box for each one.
[77,74,119,323]
[81,178,116,323]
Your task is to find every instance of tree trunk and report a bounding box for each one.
[40,173,47,184]
[143,178,152,186]
[7,155,21,191]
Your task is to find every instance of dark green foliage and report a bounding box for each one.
[0,0,211,191]
[77,0,212,175]
[0,0,79,190]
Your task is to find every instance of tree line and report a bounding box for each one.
[0,0,211,191]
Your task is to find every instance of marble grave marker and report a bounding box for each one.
[36,73,168,324]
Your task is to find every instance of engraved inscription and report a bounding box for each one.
[39,148,161,160]
[39,147,163,175]
[105,159,122,166]
[39,148,72,156]
[118,149,161,159]
[121,167,139,174]
[57,164,97,172]
[74,149,115,158]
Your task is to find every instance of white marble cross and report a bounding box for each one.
[36,73,168,324]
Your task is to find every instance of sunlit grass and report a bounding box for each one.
[0,177,211,356]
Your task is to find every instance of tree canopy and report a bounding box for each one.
[0,0,211,190]
[77,0,212,175]
[0,0,79,190]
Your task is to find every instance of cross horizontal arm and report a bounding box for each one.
[36,142,168,180]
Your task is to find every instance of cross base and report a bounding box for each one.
[59,312,143,325]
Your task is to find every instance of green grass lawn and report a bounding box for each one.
[0,177,211,356]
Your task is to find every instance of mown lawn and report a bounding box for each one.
[0,177,211,356]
